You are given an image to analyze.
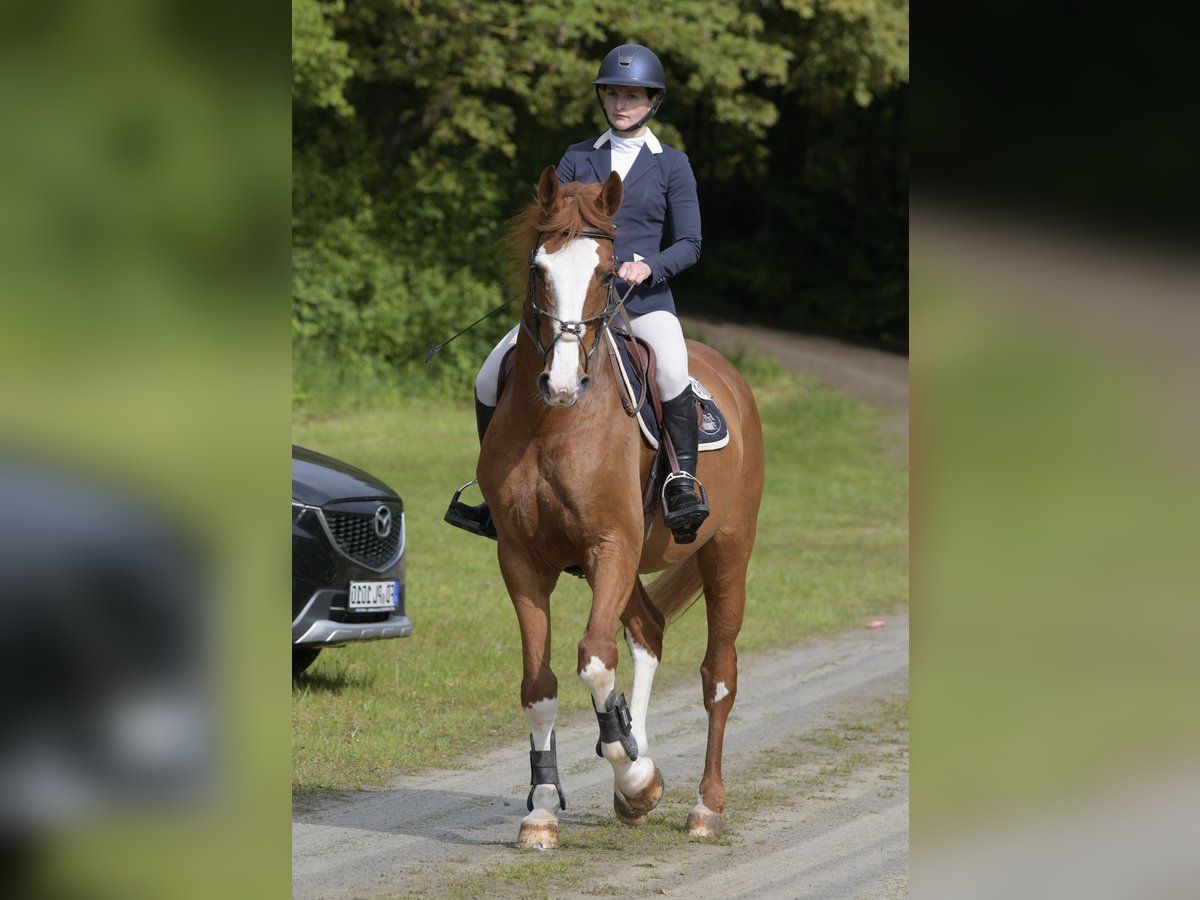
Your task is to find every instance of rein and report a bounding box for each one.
[521,227,638,379]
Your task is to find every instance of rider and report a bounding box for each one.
[446,43,708,544]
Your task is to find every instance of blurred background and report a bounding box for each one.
[0,0,289,897]
[912,2,1200,896]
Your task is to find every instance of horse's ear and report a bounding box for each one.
[536,165,558,208]
[599,170,623,216]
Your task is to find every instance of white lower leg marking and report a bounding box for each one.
[527,785,559,817]
[579,655,615,709]
[689,800,720,832]
[523,697,557,752]
[582,655,655,796]
[712,681,730,704]
[626,635,659,757]
[523,698,560,815]
[602,743,655,797]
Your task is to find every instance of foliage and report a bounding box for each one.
[690,83,908,346]
[291,0,355,116]
[779,0,910,109]
[292,1,909,401]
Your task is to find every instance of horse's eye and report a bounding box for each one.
[601,272,615,285]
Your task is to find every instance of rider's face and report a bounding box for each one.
[603,86,653,133]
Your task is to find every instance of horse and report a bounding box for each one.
[477,165,765,849]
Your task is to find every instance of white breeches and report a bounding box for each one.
[475,311,690,407]
[475,324,519,406]
[628,311,690,400]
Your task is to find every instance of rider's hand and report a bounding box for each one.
[618,260,652,285]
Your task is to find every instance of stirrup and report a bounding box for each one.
[443,479,497,540]
[661,472,709,544]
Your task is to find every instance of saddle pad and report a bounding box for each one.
[606,330,730,452]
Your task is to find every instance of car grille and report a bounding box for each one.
[321,507,403,570]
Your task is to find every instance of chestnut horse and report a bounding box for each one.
[478,166,764,849]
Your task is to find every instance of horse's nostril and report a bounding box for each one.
[579,376,590,394]
[537,373,550,395]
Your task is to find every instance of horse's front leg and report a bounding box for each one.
[501,553,565,849]
[577,552,665,825]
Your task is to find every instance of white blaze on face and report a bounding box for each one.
[536,238,600,402]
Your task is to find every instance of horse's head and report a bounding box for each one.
[523,166,623,407]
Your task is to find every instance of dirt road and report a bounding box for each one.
[292,326,909,899]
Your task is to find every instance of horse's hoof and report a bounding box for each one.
[614,765,664,825]
[685,804,724,837]
[517,819,559,850]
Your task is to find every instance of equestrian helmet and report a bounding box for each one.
[593,44,666,91]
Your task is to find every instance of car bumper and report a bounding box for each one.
[294,615,413,645]
[292,587,413,647]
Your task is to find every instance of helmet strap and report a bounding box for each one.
[595,87,665,135]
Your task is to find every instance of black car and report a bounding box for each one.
[291,446,411,675]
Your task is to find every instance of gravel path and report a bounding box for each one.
[293,614,907,899]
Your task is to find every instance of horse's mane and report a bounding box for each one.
[502,181,614,295]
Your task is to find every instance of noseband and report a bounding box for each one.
[521,228,636,374]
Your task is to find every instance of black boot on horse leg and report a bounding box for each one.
[661,387,709,544]
[444,395,498,539]
[593,690,664,825]
[518,731,568,849]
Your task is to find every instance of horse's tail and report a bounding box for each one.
[644,558,705,625]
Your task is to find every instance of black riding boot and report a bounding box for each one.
[660,387,709,544]
[443,395,498,539]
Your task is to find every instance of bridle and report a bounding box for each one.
[520,227,638,376]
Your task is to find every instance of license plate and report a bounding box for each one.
[348,580,398,610]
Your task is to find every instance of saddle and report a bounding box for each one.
[495,329,729,517]
[602,330,729,452]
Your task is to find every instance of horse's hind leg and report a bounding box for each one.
[502,555,564,849]
[611,578,667,824]
[688,529,752,837]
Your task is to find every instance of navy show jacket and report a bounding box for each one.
[555,131,702,316]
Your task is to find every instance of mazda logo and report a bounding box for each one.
[373,506,392,538]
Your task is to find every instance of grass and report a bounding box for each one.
[292,341,907,795]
